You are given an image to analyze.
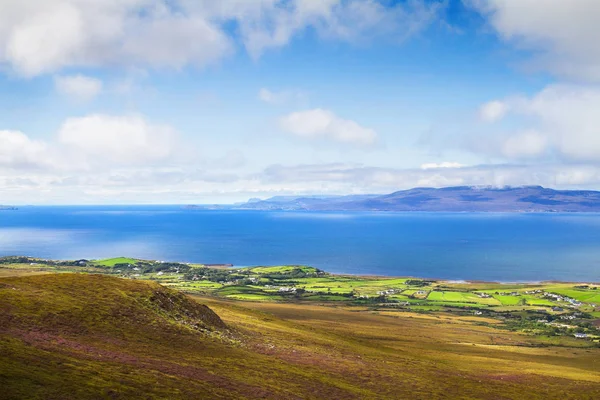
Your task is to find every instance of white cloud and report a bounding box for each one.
[0,113,181,176]
[58,114,178,165]
[0,0,443,77]
[258,88,305,105]
[258,88,279,104]
[501,130,547,159]
[223,0,444,58]
[0,130,56,170]
[470,0,600,81]
[280,108,377,146]
[120,12,231,70]
[480,84,600,161]
[420,162,465,170]
[320,0,443,42]
[261,162,600,192]
[0,0,232,76]
[5,155,600,204]
[479,100,509,122]
[55,74,103,101]
[3,1,88,76]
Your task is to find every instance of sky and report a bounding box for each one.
[1,0,600,204]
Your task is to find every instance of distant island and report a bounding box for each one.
[187,186,600,212]
[0,205,17,210]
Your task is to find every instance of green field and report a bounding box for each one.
[93,257,140,267]
[545,287,600,303]
[491,294,524,305]
[522,295,556,306]
[427,290,501,306]
[246,265,319,274]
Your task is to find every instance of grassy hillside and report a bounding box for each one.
[1,273,599,399]
[2,257,600,342]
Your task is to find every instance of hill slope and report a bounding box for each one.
[218,186,600,212]
[1,274,599,399]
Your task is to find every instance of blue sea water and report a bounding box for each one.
[1,206,599,282]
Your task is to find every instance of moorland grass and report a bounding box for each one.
[1,273,600,399]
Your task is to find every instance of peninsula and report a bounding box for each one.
[187,186,600,212]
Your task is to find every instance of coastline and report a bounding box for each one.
[2,255,600,286]
[2,255,599,284]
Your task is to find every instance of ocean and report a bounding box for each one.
[1,206,599,282]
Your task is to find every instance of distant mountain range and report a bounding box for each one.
[187,186,600,212]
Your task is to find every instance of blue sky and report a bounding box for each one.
[0,0,599,204]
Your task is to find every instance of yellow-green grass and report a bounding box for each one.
[202,297,600,398]
[427,290,502,306]
[544,287,600,304]
[387,293,413,300]
[407,305,444,311]
[0,267,53,277]
[303,294,352,301]
[428,301,485,308]
[214,285,279,301]
[492,294,524,305]
[180,281,224,289]
[443,282,539,291]
[298,277,362,293]
[522,295,556,306]
[247,265,317,274]
[224,293,275,301]
[290,276,411,296]
[187,263,207,269]
[336,277,409,288]
[93,257,140,267]
[402,289,430,297]
[2,273,600,399]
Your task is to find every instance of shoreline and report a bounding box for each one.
[8,204,600,214]
[295,273,600,285]
[2,256,599,285]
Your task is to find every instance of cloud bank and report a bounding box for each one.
[0,0,445,77]
[470,0,600,81]
[279,108,377,146]
[0,114,180,173]
[477,84,600,161]
[54,74,103,101]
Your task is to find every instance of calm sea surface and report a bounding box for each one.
[1,206,599,282]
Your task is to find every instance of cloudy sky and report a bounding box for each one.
[1,0,600,204]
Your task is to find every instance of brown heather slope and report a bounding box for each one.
[1,273,599,399]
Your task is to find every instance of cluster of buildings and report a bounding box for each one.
[376,289,401,296]
[278,287,297,293]
[543,292,583,307]
[523,289,543,295]
[559,314,581,321]
[497,291,520,296]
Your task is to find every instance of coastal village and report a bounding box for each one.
[2,256,599,343]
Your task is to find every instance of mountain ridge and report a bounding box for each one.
[188,186,600,212]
